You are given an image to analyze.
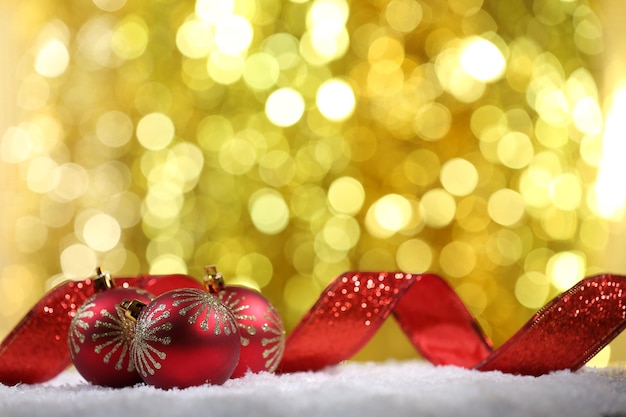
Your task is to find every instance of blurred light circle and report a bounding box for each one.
[316,79,356,121]
[96,111,134,147]
[35,39,70,78]
[327,176,365,215]
[265,88,305,127]
[420,189,456,228]
[460,37,506,82]
[488,188,525,226]
[83,213,122,252]
[60,244,97,279]
[440,158,479,196]
[249,190,290,234]
[136,113,175,150]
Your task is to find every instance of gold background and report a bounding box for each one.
[1,0,626,366]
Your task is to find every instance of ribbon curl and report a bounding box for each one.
[280,272,626,376]
[1,271,625,385]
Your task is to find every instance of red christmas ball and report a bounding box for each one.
[68,287,152,387]
[217,286,285,378]
[129,288,241,389]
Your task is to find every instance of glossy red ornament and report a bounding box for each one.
[218,286,285,377]
[68,270,153,387]
[205,266,285,378]
[126,287,241,389]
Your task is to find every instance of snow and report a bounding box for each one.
[1,360,625,417]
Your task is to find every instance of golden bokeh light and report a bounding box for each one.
[396,239,432,273]
[249,189,290,235]
[327,176,365,215]
[596,85,626,220]
[440,158,478,197]
[548,251,586,291]
[136,113,176,151]
[459,36,506,83]
[214,15,253,56]
[82,213,122,252]
[372,194,413,233]
[420,189,456,228]
[515,271,550,309]
[35,39,70,78]
[440,241,476,278]
[316,79,356,121]
[1,0,625,366]
[265,88,306,127]
[487,189,525,226]
[150,253,189,275]
[93,0,126,12]
[60,244,98,279]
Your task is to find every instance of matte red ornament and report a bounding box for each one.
[205,266,285,378]
[126,288,241,389]
[68,285,153,387]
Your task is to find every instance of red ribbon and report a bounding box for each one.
[280,272,626,375]
[1,271,625,385]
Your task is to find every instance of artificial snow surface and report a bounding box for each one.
[1,361,625,417]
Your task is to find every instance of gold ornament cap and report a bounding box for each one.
[93,266,114,292]
[203,265,225,293]
[120,299,147,322]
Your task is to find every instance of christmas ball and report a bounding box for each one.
[217,286,285,378]
[68,286,153,387]
[129,288,241,389]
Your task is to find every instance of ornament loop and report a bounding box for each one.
[120,299,146,322]
[204,265,225,293]
[93,267,113,292]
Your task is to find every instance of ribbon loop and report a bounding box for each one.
[279,272,492,372]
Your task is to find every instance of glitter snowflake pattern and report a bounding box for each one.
[132,304,172,378]
[171,289,237,335]
[261,305,286,372]
[68,301,136,372]
[218,291,257,345]
[218,291,286,372]
[93,307,136,371]
[68,301,95,355]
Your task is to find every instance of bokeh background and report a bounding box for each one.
[1,0,626,365]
